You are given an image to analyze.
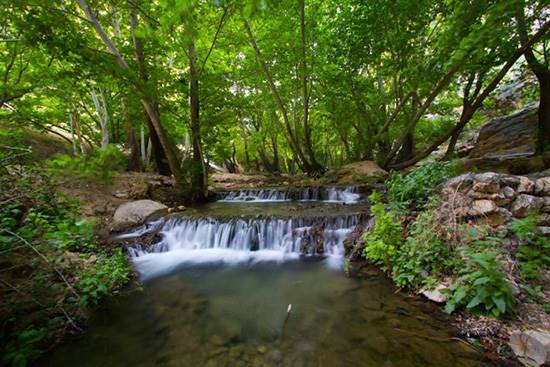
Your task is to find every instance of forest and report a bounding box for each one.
[1,0,550,366]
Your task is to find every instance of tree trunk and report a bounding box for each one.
[188,40,208,201]
[78,0,183,181]
[122,95,141,171]
[537,70,550,150]
[516,2,550,152]
[144,104,171,175]
[243,16,322,175]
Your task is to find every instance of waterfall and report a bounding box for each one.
[217,186,361,203]
[128,214,361,279]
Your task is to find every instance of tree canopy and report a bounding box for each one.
[1,0,549,198]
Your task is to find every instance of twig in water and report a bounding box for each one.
[281,303,292,342]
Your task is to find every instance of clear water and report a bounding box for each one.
[42,196,489,366]
[42,260,488,367]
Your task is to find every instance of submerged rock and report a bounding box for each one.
[509,329,550,366]
[113,199,168,228]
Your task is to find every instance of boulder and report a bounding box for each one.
[468,107,538,160]
[509,329,550,366]
[113,200,168,227]
[511,195,544,218]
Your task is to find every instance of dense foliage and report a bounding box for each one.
[362,163,529,318]
[0,143,130,366]
[0,0,548,194]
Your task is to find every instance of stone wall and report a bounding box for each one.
[438,172,550,233]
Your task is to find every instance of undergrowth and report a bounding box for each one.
[0,144,131,366]
[45,146,126,182]
[363,161,522,319]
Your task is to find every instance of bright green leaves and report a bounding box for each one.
[387,160,460,212]
[444,249,515,318]
[362,191,403,269]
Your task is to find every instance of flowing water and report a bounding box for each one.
[42,187,490,367]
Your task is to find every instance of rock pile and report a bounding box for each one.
[438,172,550,232]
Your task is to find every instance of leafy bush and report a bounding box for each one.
[444,248,514,317]
[363,191,403,269]
[75,248,130,307]
[1,327,45,367]
[46,146,126,182]
[387,160,460,212]
[392,209,459,289]
[510,215,550,281]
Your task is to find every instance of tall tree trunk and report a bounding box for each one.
[188,40,208,200]
[537,71,550,149]
[78,0,183,181]
[516,2,550,152]
[299,0,321,170]
[122,95,141,171]
[243,16,320,175]
[144,105,171,175]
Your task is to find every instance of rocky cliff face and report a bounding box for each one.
[460,106,549,174]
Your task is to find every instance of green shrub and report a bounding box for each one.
[46,146,126,182]
[444,248,514,317]
[74,248,130,307]
[363,191,403,269]
[392,209,459,289]
[510,215,550,281]
[387,160,460,212]
[1,327,45,367]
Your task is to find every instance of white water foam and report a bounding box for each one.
[128,215,358,280]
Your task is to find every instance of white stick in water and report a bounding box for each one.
[281,303,292,341]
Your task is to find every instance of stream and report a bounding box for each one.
[42,187,490,366]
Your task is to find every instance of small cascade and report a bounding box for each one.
[217,186,361,203]
[326,186,361,203]
[217,188,290,202]
[128,214,361,278]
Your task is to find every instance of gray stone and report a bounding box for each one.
[509,329,550,366]
[538,227,550,237]
[113,199,168,226]
[535,177,550,196]
[511,195,544,218]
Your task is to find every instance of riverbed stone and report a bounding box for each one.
[509,329,550,366]
[511,195,544,218]
[113,199,168,227]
